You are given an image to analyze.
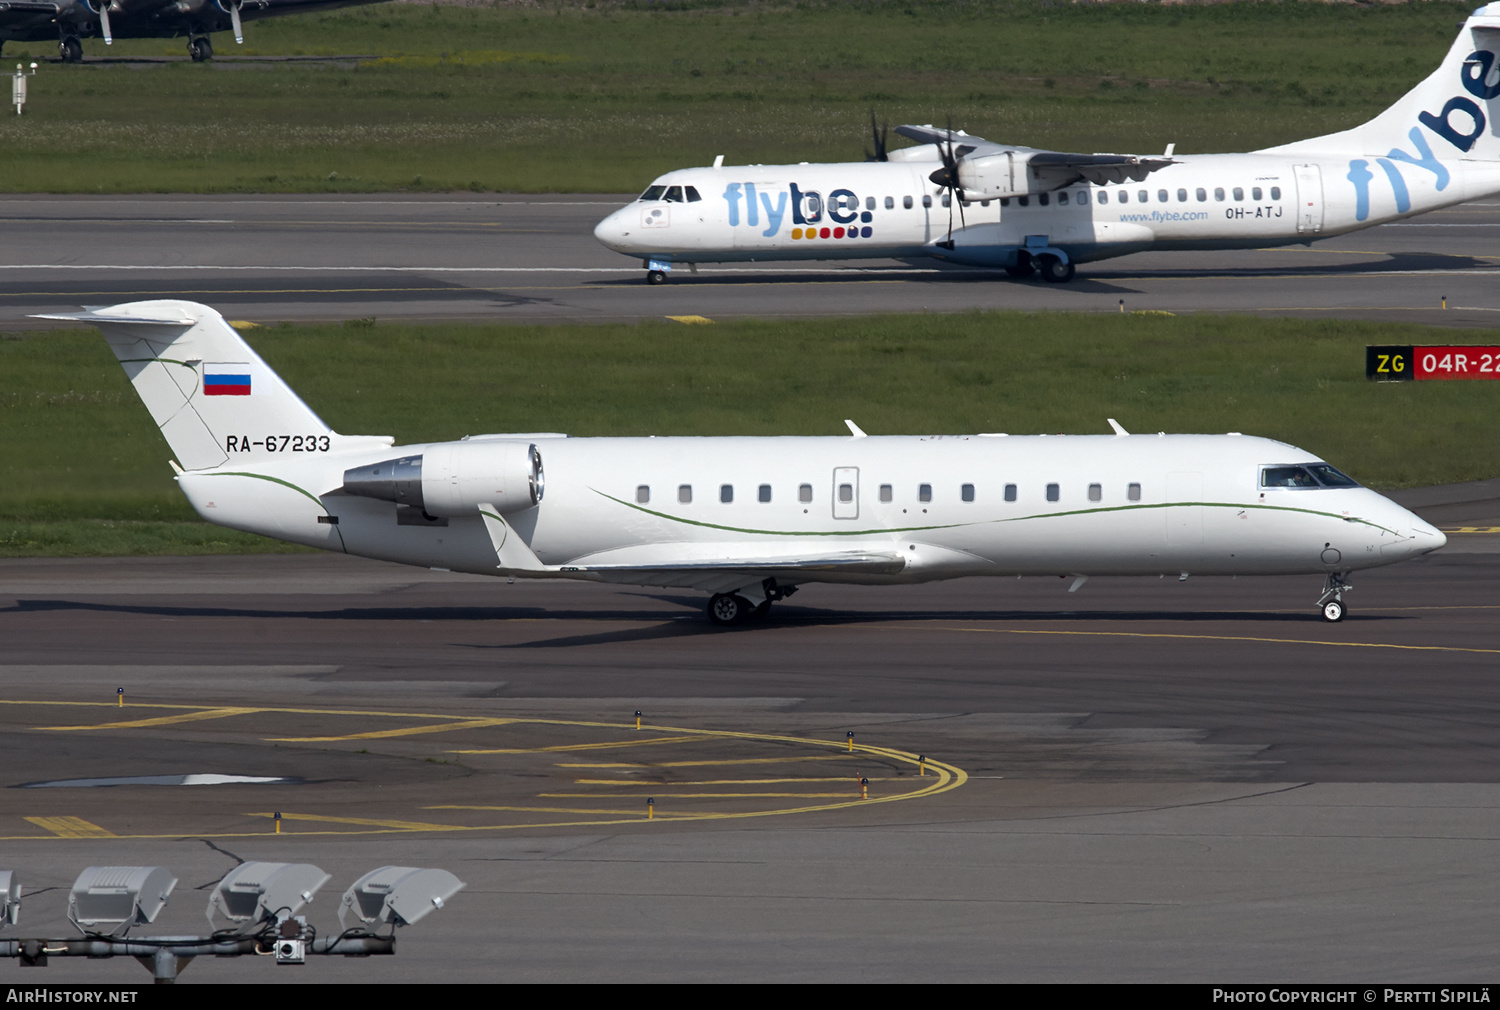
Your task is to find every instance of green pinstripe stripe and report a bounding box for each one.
[118,357,197,371]
[199,471,346,552]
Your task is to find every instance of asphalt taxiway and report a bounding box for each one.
[0,485,1497,982]
[1,193,1498,328]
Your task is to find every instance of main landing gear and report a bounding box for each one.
[188,36,213,62]
[1004,251,1076,283]
[705,579,797,627]
[1317,572,1351,622]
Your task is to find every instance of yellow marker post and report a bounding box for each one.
[1443,295,1448,309]
[918,755,925,777]
[1118,299,1125,313]
[647,798,654,821]
[860,778,869,800]
[635,710,642,731]
[274,812,281,835]
[116,688,123,708]
[846,731,854,753]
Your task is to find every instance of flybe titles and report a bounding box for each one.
[723,183,877,240]
[1348,49,1499,221]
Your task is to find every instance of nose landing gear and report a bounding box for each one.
[1317,572,1351,622]
[188,36,213,62]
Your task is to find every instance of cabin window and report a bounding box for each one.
[636,485,650,504]
[1137,189,1148,203]
[639,185,666,201]
[1158,189,1169,203]
[1214,187,1225,201]
[798,483,813,503]
[665,186,684,203]
[879,484,893,503]
[678,484,692,504]
[1177,188,1188,202]
[1058,192,1069,206]
[941,194,951,207]
[1196,188,1207,202]
[1038,193,1049,207]
[961,483,976,503]
[684,186,702,202]
[917,195,926,208]
[866,196,876,210]
[1233,187,1244,201]
[1097,190,1109,205]
[838,483,854,503]
[1018,196,1029,207]
[1270,186,1282,200]
[805,194,822,217]
[1128,483,1142,501]
[1046,483,1060,502]
[1117,190,1128,204]
[1004,483,1017,502]
[758,484,772,503]
[1252,187,1263,201]
[1088,483,1102,502]
[1077,191,1089,205]
[885,196,895,209]
[918,483,933,503]
[720,484,733,503]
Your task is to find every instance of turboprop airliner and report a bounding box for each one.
[595,4,1500,285]
[41,299,1444,625]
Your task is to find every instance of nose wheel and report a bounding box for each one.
[1316,573,1351,622]
[646,269,667,285]
[188,36,213,62]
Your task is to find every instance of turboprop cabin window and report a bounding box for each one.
[1137,189,1148,203]
[1196,188,1207,202]
[1128,483,1142,502]
[1037,193,1049,207]
[1058,192,1069,206]
[1252,187,1263,201]
[1046,483,1060,502]
[1088,483,1102,502]
[1177,189,1188,203]
[640,186,666,201]
[799,483,813,503]
[1097,191,1108,205]
[885,197,894,210]
[961,484,976,503]
[1233,187,1245,201]
[1077,191,1089,205]
[1270,186,1281,200]
[759,484,772,503]
[903,196,913,209]
[919,484,933,503]
[1214,187,1225,201]
[921,195,931,208]
[678,484,693,503]
[720,484,733,503]
[636,485,650,504]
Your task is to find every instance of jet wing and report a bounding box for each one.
[567,549,907,594]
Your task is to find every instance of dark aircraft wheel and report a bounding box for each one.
[1004,253,1034,279]
[1320,599,1346,623]
[646,269,667,285]
[707,593,750,626]
[59,37,83,63]
[188,36,212,62]
[1038,255,1076,284]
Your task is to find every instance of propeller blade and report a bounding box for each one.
[868,110,888,162]
[231,2,243,44]
[99,3,112,44]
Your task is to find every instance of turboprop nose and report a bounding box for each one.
[594,208,633,252]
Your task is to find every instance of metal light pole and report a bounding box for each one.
[12,62,36,116]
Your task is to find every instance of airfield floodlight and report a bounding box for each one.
[337,867,465,930]
[206,862,331,928]
[67,866,177,936]
[0,871,19,927]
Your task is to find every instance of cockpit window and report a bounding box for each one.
[684,186,702,203]
[664,186,685,203]
[1306,464,1359,488]
[639,185,667,201]
[1261,464,1359,489]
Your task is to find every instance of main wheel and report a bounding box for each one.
[646,269,667,285]
[1039,255,1076,283]
[59,37,83,63]
[707,593,749,626]
[1320,599,1345,623]
[189,36,212,62]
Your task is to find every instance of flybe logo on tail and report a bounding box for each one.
[723,183,877,240]
[1348,49,1498,221]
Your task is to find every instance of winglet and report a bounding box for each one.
[1163,143,1175,156]
[844,419,867,438]
[478,507,551,573]
[1107,418,1130,437]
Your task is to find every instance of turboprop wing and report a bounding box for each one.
[896,125,1178,198]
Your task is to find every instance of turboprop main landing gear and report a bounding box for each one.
[1005,252,1035,279]
[1317,572,1351,622]
[1038,254,1076,284]
[188,36,213,62]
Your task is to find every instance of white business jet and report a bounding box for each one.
[595,4,1500,285]
[41,300,1442,624]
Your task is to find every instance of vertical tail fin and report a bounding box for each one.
[35,300,343,471]
[1262,4,1500,160]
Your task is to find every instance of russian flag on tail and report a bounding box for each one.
[204,363,251,396]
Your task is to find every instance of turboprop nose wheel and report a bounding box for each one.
[646,269,667,285]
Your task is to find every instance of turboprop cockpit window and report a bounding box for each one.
[664,186,685,203]
[684,186,702,202]
[640,185,667,201]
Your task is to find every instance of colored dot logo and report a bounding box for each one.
[790,227,873,240]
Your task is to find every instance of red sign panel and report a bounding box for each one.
[1413,346,1500,380]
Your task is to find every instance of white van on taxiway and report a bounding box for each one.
[595,4,1500,284]
[41,300,1443,625]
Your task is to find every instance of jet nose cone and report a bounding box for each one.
[1411,517,1447,554]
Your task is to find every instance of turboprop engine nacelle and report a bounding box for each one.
[341,441,543,517]
[952,152,1167,200]
[956,153,1056,199]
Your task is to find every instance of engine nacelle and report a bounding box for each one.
[955,153,1053,200]
[342,441,543,517]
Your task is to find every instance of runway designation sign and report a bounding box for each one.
[1367,345,1500,381]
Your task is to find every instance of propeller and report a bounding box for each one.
[213,0,245,43]
[864,111,888,163]
[926,119,967,249]
[91,0,113,44]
